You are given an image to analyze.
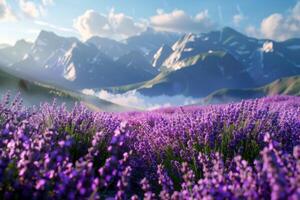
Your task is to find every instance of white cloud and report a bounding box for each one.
[245,25,260,38]
[0,0,16,21]
[42,0,54,6]
[18,0,54,19]
[19,0,40,18]
[150,9,216,33]
[108,9,146,37]
[73,9,146,40]
[260,9,300,41]
[34,20,76,33]
[73,10,111,40]
[82,89,198,110]
[247,1,300,41]
[260,13,286,40]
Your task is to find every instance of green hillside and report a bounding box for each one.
[203,75,300,104]
[0,67,129,112]
[111,51,254,97]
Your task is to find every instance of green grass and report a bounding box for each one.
[204,75,300,104]
[0,66,129,111]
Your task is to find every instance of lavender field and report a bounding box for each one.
[0,94,299,199]
[2,0,300,199]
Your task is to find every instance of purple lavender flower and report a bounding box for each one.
[0,94,299,199]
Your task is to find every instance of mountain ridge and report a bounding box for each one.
[0,65,132,111]
[0,27,300,101]
[203,75,300,104]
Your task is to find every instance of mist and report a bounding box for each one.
[82,89,200,110]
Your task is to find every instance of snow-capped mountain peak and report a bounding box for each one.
[2,27,300,95]
[152,44,173,68]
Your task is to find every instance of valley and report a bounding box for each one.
[0,27,300,109]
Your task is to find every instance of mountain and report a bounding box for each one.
[30,30,78,64]
[87,29,180,63]
[203,75,300,104]
[136,27,300,97]
[0,65,130,112]
[86,36,130,60]
[152,44,173,68]
[56,43,157,89]
[123,51,255,97]
[116,51,157,75]
[11,31,79,81]
[2,28,300,99]
[44,42,155,89]
[124,28,180,60]
[50,42,117,88]
[47,42,155,89]
[153,27,300,85]
[0,40,32,66]
[8,30,157,90]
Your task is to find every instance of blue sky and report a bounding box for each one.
[0,0,300,44]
